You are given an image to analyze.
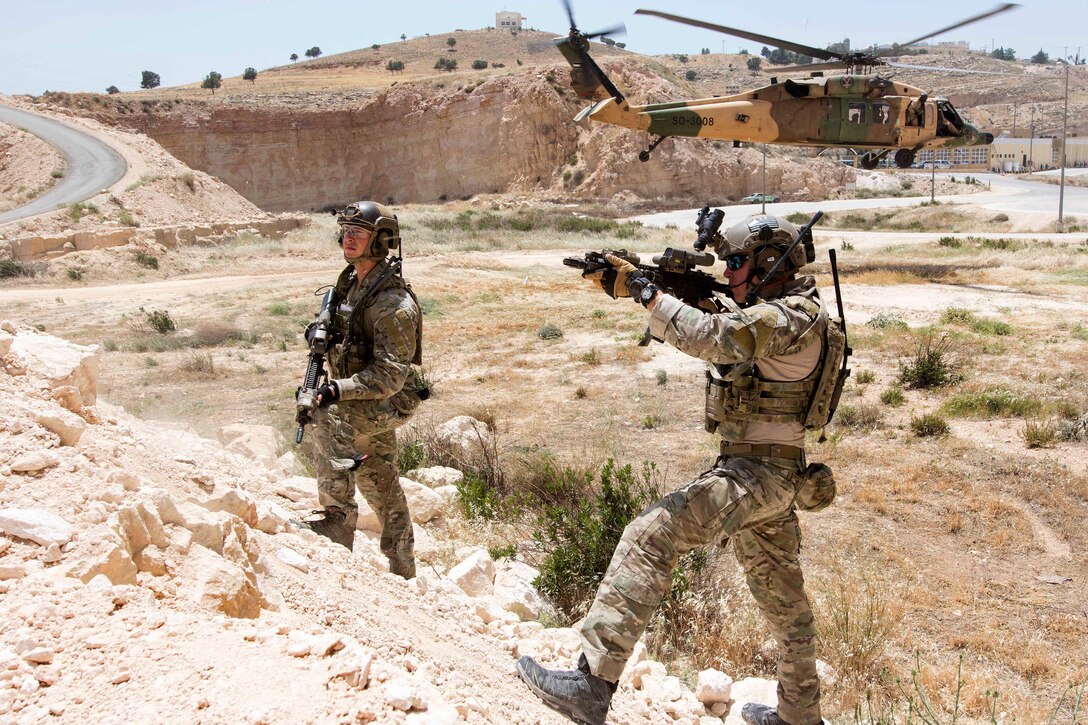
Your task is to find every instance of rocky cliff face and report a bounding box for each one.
[108,62,851,212]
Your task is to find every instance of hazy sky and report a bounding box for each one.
[1,0,1084,95]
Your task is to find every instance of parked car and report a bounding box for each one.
[741,193,781,204]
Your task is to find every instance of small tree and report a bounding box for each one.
[201,71,222,95]
[290,53,298,62]
[991,46,1016,61]
[242,67,257,83]
[140,70,161,89]
[701,47,710,55]
[615,42,626,49]
[386,60,405,74]
[400,33,407,41]
[305,46,322,59]
[446,37,457,48]
[371,44,380,51]
[747,56,762,71]
[434,57,457,72]
[1031,49,1049,64]
[106,85,120,95]
[685,69,697,81]
[471,59,488,70]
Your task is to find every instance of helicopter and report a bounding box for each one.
[554,3,1016,169]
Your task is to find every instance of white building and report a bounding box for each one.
[496,11,526,31]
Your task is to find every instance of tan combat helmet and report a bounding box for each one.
[716,215,808,282]
[336,201,401,262]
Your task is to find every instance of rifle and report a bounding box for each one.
[563,248,730,307]
[294,287,340,444]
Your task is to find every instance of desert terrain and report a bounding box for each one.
[1,24,1087,725]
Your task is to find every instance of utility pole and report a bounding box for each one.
[1058,61,1069,231]
[1029,103,1036,169]
[930,158,936,203]
[1012,102,1018,136]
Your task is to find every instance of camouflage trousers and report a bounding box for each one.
[579,455,821,725]
[311,400,415,579]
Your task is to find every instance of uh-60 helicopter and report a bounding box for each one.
[554,3,1016,169]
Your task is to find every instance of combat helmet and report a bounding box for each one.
[716,215,810,281]
[336,201,401,262]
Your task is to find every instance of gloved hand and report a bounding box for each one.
[315,381,340,407]
[604,253,652,299]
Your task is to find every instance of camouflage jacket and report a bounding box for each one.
[327,260,422,402]
[647,276,826,446]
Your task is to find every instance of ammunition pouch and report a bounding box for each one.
[795,462,836,512]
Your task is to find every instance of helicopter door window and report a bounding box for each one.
[872,102,891,125]
[847,103,866,124]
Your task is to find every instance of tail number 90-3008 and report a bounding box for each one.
[672,115,714,127]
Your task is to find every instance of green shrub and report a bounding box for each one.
[457,471,501,520]
[178,172,196,191]
[0,260,26,279]
[533,460,658,618]
[911,413,950,438]
[102,339,119,352]
[118,210,139,227]
[574,386,587,399]
[66,268,84,281]
[267,302,291,316]
[854,369,875,384]
[866,313,908,331]
[471,59,488,70]
[579,349,600,365]
[655,369,668,386]
[488,544,517,560]
[899,335,962,389]
[642,415,660,429]
[397,441,427,472]
[179,352,216,375]
[879,385,905,407]
[840,241,855,252]
[937,236,961,248]
[940,307,976,326]
[941,389,1042,418]
[64,202,99,222]
[537,323,563,340]
[141,307,176,334]
[1058,414,1088,442]
[134,251,159,269]
[971,318,1011,336]
[979,237,1021,251]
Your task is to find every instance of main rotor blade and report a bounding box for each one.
[874,3,1018,58]
[768,61,851,74]
[585,23,627,40]
[635,9,837,61]
[886,61,1011,76]
[561,0,576,30]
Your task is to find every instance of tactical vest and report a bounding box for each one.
[704,288,847,440]
[327,262,423,380]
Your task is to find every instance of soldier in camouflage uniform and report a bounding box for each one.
[295,201,425,579]
[518,215,839,725]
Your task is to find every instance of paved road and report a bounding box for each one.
[0,105,126,225]
[631,172,1088,229]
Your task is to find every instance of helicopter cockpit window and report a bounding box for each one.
[847,102,866,124]
[872,102,892,125]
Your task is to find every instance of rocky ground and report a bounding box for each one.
[0,123,62,214]
[0,320,784,724]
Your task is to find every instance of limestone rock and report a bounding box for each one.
[8,452,58,474]
[175,503,233,554]
[493,559,548,620]
[0,329,11,357]
[201,489,258,527]
[72,540,138,585]
[412,523,437,557]
[50,385,83,414]
[191,547,262,619]
[434,416,493,461]
[408,466,463,488]
[449,549,495,598]
[111,506,151,556]
[402,478,444,524]
[695,668,734,705]
[28,405,86,446]
[275,548,309,573]
[275,477,318,505]
[108,471,141,491]
[217,424,284,466]
[723,677,780,725]
[255,503,290,534]
[327,648,373,689]
[133,547,167,576]
[434,485,459,506]
[355,500,381,533]
[9,331,99,404]
[0,508,74,547]
[385,679,424,711]
[623,659,667,689]
[0,565,27,580]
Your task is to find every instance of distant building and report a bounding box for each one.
[496,11,526,31]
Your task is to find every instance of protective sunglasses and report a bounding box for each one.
[724,254,748,270]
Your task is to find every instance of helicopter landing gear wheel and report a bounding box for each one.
[638,135,666,162]
[894,149,916,169]
[859,150,890,170]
